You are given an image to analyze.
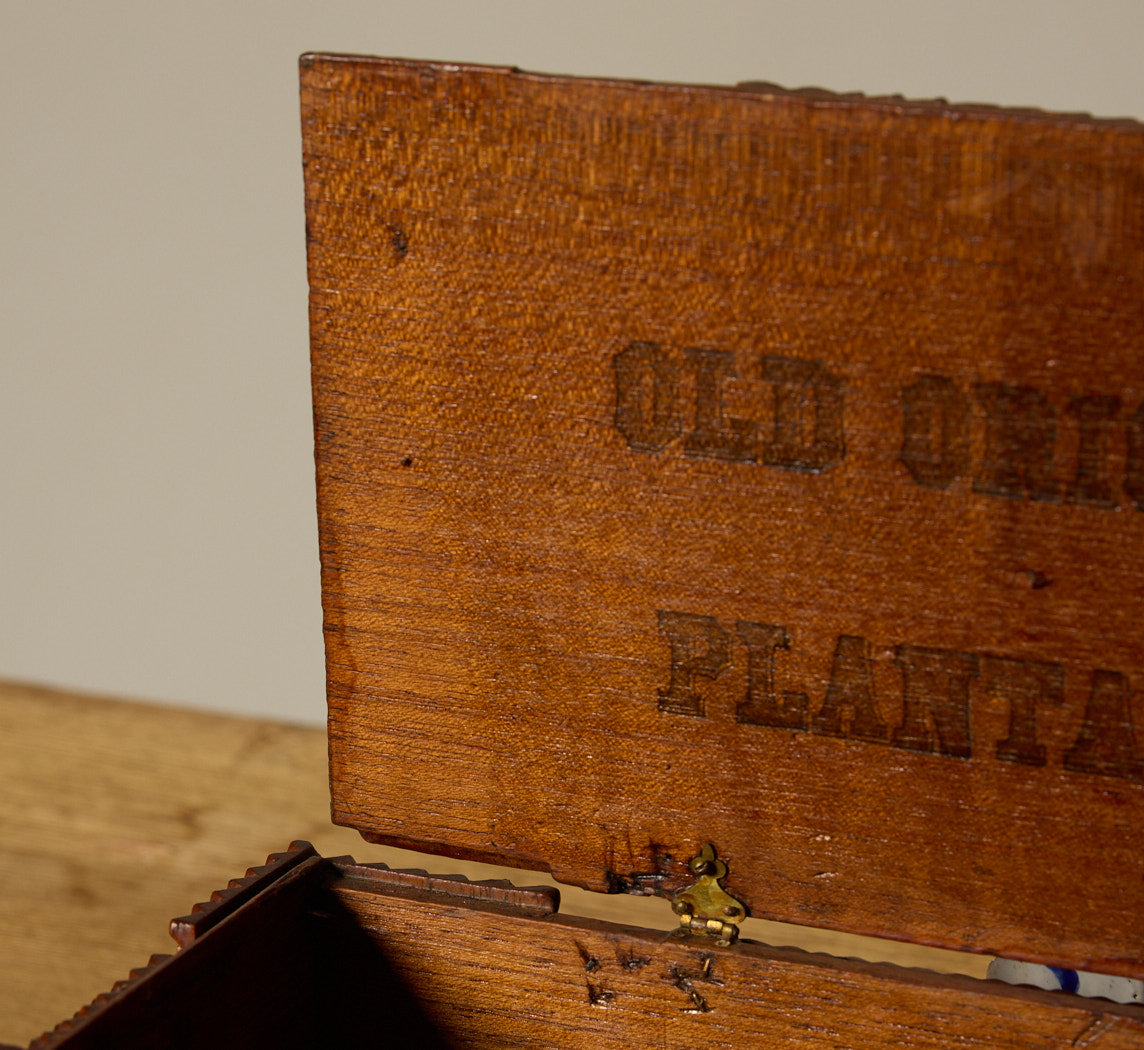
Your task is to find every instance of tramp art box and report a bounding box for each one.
[25,54,1144,1048]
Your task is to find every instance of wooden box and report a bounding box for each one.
[26,54,1144,1048]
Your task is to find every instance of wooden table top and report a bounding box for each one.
[0,680,986,1047]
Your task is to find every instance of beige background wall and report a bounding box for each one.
[3,1,1142,725]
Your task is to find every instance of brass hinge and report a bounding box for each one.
[670,843,746,947]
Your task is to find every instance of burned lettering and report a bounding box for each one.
[899,374,970,489]
[812,636,888,743]
[760,355,846,473]
[656,610,730,718]
[735,621,809,730]
[1065,395,1120,508]
[973,383,1060,503]
[983,656,1065,768]
[891,646,978,759]
[615,341,1144,512]
[614,342,681,452]
[1064,671,1144,780]
[613,343,846,473]
[655,610,1143,782]
[683,348,756,462]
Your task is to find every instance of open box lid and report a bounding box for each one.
[301,54,1144,978]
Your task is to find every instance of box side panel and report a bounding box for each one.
[328,878,1144,1049]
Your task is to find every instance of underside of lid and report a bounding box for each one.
[302,54,1144,977]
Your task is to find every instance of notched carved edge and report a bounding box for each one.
[27,952,176,1049]
[298,53,1144,131]
[169,840,319,948]
[332,858,560,917]
[29,842,321,1048]
[732,80,1144,127]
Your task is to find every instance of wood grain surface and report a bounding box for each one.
[303,55,1144,975]
[327,872,1144,1049]
[27,841,1144,1049]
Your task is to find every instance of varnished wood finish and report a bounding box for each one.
[333,858,560,916]
[327,870,1144,1049]
[303,55,1144,974]
[169,841,323,948]
[33,843,1144,1049]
